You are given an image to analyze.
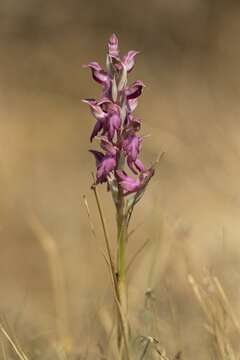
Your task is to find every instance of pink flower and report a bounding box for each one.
[84,34,155,196]
[90,150,116,184]
[83,98,121,141]
[82,98,107,141]
[116,168,154,195]
[116,170,141,194]
[122,135,142,161]
[83,62,112,97]
[125,80,145,100]
[106,110,121,140]
[122,50,139,72]
[107,34,139,75]
[100,137,117,156]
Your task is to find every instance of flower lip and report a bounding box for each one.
[100,137,117,156]
[83,61,111,87]
[116,170,141,194]
[125,80,145,100]
[127,98,139,113]
[82,98,106,120]
[105,110,121,140]
[116,166,155,195]
[122,135,142,161]
[134,158,145,172]
[90,150,117,184]
[97,97,112,112]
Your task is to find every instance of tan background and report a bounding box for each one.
[0,0,240,358]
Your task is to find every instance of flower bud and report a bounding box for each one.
[118,66,127,91]
[112,76,118,102]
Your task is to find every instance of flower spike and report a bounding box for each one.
[84,34,155,196]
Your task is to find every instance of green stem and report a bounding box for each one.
[118,224,126,282]
[117,198,126,282]
[116,191,129,355]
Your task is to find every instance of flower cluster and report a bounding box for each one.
[83,34,154,196]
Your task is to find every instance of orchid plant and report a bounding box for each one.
[83,34,156,357]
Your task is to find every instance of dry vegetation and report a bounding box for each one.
[1,0,240,359]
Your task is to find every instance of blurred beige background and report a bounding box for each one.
[1,0,240,358]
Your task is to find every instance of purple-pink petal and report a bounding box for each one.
[116,170,141,194]
[127,98,138,112]
[98,97,112,107]
[96,155,116,183]
[90,119,103,142]
[127,158,138,175]
[139,167,155,189]
[82,99,106,120]
[125,80,145,100]
[100,137,117,156]
[122,50,139,72]
[124,114,140,129]
[84,61,110,87]
[130,117,141,132]
[127,157,145,175]
[107,112,121,139]
[134,158,145,172]
[116,166,155,195]
[89,150,104,166]
[123,135,142,161]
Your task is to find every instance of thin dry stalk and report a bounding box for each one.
[0,316,28,360]
[82,194,97,239]
[127,222,143,240]
[82,194,111,267]
[188,275,212,323]
[126,238,151,273]
[91,183,118,294]
[139,336,170,360]
[213,276,240,336]
[139,338,151,360]
[98,307,119,360]
[54,343,69,360]
[188,273,237,360]
[1,338,7,360]
[0,322,28,360]
[28,214,71,351]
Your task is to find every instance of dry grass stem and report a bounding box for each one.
[188,273,238,359]
[126,238,152,274]
[0,336,7,360]
[0,322,29,360]
[82,194,97,239]
[28,214,71,351]
[91,182,118,294]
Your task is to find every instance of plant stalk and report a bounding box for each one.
[116,189,129,355]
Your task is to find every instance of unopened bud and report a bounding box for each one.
[112,76,118,102]
[118,66,127,91]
